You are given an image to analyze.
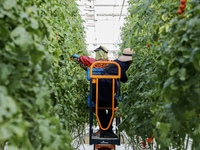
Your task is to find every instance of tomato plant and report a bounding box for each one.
[0,0,87,149]
[119,0,200,149]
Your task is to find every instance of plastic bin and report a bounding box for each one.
[86,68,104,81]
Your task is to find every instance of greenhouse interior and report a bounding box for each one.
[0,0,199,150]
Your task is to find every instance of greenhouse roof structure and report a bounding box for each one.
[76,0,129,59]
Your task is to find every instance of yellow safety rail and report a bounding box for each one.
[90,61,121,131]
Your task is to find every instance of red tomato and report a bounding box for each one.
[181,0,186,5]
[177,9,183,15]
[180,4,185,11]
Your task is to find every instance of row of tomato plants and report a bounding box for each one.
[0,0,88,149]
[119,0,200,149]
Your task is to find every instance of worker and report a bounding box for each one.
[94,45,108,60]
[92,48,134,138]
[70,45,108,69]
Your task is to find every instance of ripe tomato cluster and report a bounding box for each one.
[94,63,107,68]
[141,136,154,148]
[177,0,187,15]
[94,59,111,68]
[147,43,151,48]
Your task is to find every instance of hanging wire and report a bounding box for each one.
[119,0,125,21]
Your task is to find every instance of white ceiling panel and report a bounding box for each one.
[76,0,129,59]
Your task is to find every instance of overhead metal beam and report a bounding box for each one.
[88,49,120,51]
[87,42,120,44]
[81,14,127,17]
[96,13,127,16]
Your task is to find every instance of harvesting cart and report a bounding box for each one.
[86,61,121,150]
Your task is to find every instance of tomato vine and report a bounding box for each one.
[0,0,87,149]
[119,0,200,149]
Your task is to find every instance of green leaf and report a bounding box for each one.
[53,48,62,61]
[190,48,200,71]
[161,13,168,21]
[178,68,186,81]
[30,49,44,65]
[0,91,18,122]
[39,124,51,144]
[0,86,7,94]
[50,135,62,148]
[3,0,16,10]
[0,124,12,140]
[30,18,39,29]
[169,67,178,76]
[10,124,24,137]
[11,26,32,51]
[184,109,196,121]
[41,54,53,72]
[157,123,171,140]
[0,21,9,40]
[0,64,14,83]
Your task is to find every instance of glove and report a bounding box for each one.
[71,54,79,59]
[70,54,80,63]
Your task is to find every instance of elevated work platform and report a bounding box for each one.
[87,61,121,150]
